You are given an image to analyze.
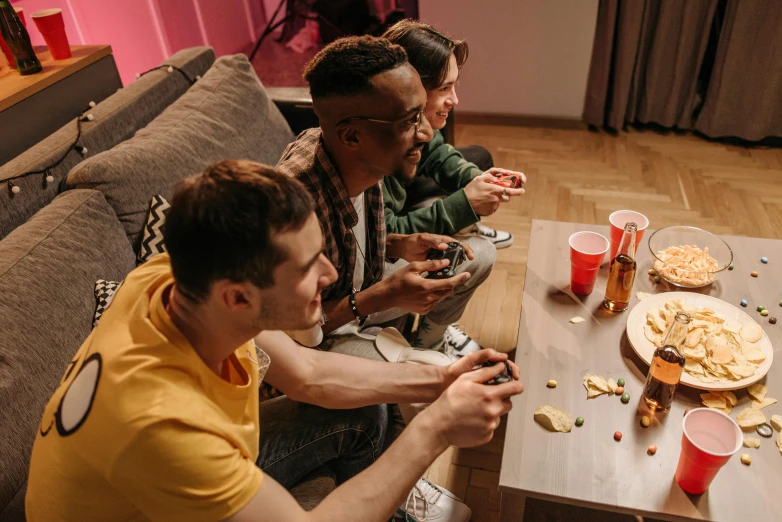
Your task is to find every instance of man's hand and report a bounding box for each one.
[386,233,474,262]
[372,259,471,315]
[422,361,525,448]
[464,170,526,216]
[442,349,520,390]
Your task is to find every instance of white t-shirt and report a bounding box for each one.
[351,194,367,292]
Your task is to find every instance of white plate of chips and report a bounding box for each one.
[627,292,773,391]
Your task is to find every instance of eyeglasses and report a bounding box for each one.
[336,109,425,134]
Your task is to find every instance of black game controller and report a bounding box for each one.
[474,361,513,385]
[425,241,466,279]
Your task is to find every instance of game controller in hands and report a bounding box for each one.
[490,173,523,189]
[473,361,513,385]
[424,241,466,279]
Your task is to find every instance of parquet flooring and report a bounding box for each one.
[427,123,782,522]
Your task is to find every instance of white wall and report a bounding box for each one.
[419,0,599,119]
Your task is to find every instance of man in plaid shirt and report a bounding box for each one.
[277,36,495,360]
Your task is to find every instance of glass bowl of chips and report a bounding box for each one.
[647,226,733,288]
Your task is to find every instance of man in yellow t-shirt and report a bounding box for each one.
[26,159,524,522]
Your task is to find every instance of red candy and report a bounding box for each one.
[614,431,622,441]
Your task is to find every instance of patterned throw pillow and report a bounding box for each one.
[93,279,123,327]
[137,195,170,264]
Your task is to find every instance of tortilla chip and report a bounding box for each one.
[751,397,778,410]
[534,405,574,433]
[748,383,768,401]
[736,407,766,428]
[743,436,761,449]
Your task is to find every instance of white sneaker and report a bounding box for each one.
[396,477,471,522]
[443,325,482,358]
[464,222,513,249]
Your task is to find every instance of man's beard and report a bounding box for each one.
[392,164,418,185]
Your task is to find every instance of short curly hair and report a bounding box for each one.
[304,35,408,98]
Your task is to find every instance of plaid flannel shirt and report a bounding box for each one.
[277,128,386,302]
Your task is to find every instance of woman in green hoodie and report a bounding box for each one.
[382,20,526,249]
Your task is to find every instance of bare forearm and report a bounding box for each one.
[320,284,390,335]
[293,349,446,409]
[307,414,448,522]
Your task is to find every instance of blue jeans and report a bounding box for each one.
[257,397,389,489]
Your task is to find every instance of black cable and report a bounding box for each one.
[248,0,291,62]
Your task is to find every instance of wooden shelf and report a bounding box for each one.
[0,44,113,112]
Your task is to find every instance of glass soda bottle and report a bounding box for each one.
[642,311,690,411]
[0,0,42,75]
[603,222,637,312]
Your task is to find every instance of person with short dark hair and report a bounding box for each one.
[25,160,524,522]
[382,20,526,249]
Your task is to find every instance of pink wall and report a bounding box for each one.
[10,0,265,85]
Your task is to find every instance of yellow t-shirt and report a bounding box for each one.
[26,254,264,522]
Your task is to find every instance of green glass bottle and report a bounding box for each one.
[0,0,42,75]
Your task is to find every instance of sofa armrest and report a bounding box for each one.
[268,87,318,135]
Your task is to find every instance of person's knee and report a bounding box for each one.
[459,236,496,287]
[357,404,389,458]
[459,145,494,172]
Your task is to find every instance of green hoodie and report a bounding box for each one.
[383,130,481,235]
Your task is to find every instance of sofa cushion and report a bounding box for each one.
[137,195,170,264]
[0,190,136,513]
[0,46,216,240]
[65,53,295,251]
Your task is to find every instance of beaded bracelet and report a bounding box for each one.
[349,289,367,326]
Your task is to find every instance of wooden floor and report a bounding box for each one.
[426,123,782,522]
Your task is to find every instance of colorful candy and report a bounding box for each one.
[647,445,657,455]
[614,431,622,441]
[575,417,584,427]
[640,416,651,427]
[741,299,748,307]
[621,392,631,404]
[751,271,759,277]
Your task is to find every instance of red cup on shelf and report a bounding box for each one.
[31,8,71,60]
[569,231,609,295]
[608,210,649,260]
[674,408,742,495]
[16,6,26,26]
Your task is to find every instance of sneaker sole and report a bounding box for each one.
[487,235,513,249]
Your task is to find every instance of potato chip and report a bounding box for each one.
[653,244,719,286]
[569,316,585,324]
[636,291,653,301]
[736,407,766,428]
[607,378,617,393]
[740,323,763,343]
[751,397,777,410]
[777,431,782,456]
[743,436,761,449]
[723,391,738,406]
[771,415,782,432]
[643,299,765,384]
[747,383,768,401]
[534,405,574,433]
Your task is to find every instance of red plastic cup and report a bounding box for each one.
[1,8,26,69]
[608,210,649,260]
[31,8,71,60]
[674,408,742,495]
[569,231,609,295]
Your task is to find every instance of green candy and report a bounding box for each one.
[758,305,766,312]
[621,392,631,403]
[617,378,625,386]
[653,275,661,284]
[728,262,735,270]
[575,417,584,427]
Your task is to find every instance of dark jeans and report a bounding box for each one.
[408,144,494,203]
[257,397,389,489]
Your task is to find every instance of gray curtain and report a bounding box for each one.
[584,0,782,141]
[695,1,782,141]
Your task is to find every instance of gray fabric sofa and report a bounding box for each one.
[0,47,334,520]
